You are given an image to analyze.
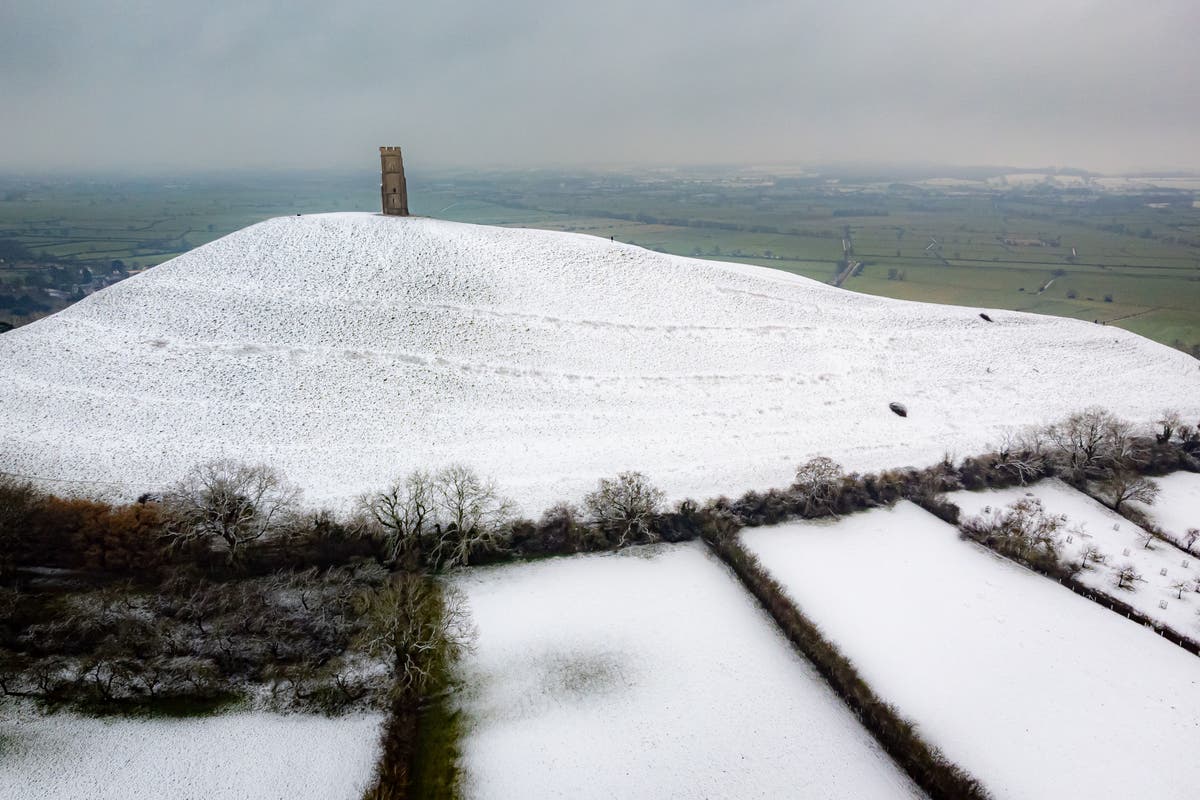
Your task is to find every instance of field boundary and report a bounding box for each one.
[1057,574,1200,656]
[925,489,1200,659]
[703,527,991,800]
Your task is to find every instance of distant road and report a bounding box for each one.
[833,226,858,287]
[833,260,861,287]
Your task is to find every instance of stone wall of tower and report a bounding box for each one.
[380,146,409,216]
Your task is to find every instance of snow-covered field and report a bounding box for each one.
[1131,471,1200,544]
[0,706,383,800]
[990,172,1089,187]
[451,543,920,799]
[742,502,1200,800]
[0,213,1195,512]
[1095,176,1200,192]
[950,479,1200,635]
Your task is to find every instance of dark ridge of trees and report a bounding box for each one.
[0,471,395,716]
[0,559,389,715]
[6,406,1195,589]
[0,238,34,262]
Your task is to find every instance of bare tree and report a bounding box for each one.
[358,470,435,570]
[1179,423,1198,445]
[163,460,299,562]
[361,466,514,571]
[164,580,224,635]
[1104,418,1146,470]
[962,498,1065,562]
[1136,528,1158,550]
[1170,580,1191,599]
[355,574,475,697]
[1099,470,1160,513]
[1079,544,1106,568]
[1045,410,1107,479]
[1184,528,1199,555]
[584,471,665,547]
[1114,563,1144,591]
[792,456,845,516]
[1156,409,1183,444]
[1045,409,1141,482]
[427,465,515,570]
[995,427,1049,485]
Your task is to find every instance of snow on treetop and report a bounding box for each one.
[0,212,1195,512]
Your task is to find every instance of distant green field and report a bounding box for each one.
[1,170,1197,357]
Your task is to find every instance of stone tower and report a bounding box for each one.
[380,146,409,216]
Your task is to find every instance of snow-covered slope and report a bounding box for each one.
[0,212,1196,511]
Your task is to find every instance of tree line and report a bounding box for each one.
[1,406,1197,797]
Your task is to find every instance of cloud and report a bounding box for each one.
[1,0,1197,172]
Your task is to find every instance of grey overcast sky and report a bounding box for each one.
[2,0,1197,174]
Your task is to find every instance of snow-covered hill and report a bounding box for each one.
[0,212,1196,511]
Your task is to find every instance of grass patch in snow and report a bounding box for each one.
[410,696,464,799]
